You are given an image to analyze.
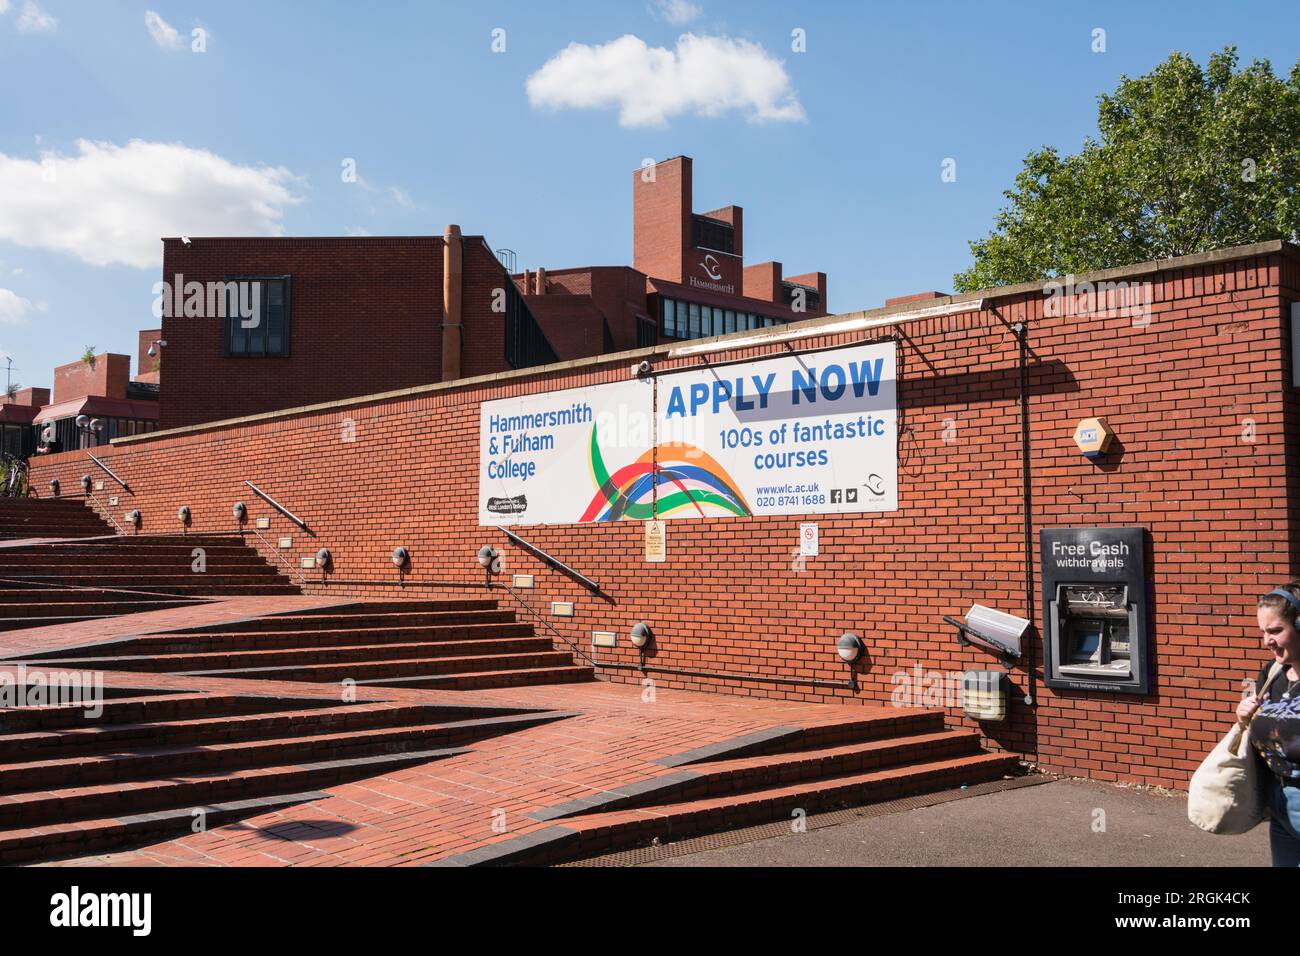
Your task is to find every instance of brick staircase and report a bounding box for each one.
[0,683,576,864]
[16,600,598,691]
[0,496,113,540]
[449,710,1022,865]
[0,534,300,631]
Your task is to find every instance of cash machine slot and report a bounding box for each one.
[1052,584,1134,679]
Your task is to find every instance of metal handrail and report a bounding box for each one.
[245,481,308,529]
[245,524,308,587]
[87,453,130,491]
[84,489,128,536]
[499,580,597,668]
[499,528,602,595]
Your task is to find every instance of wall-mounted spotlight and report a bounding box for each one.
[391,546,409,569]
[146,339,168,358]
[232,501,247,523]
[177,505,191,525]
[125,509,141,529]
[630,622,653,650]
[315,548,332,572]
[79,475,91,494]
[837,632,864,663]
[837,632,864,691]
[49,479,60,497]
[476,545,501,575]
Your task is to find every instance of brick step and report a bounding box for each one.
[0,599,205,618]
[0,746,469,830]
[0,564,283,576]
[0,521,115,533]
[546,752,1022,865]
[0,546,259,561]
[179,650,577,682]
[284,600,501,616]
[20,621,535,659]
[0,498,101,508]
[0,791,324,866]
[10,574,291,588]
[0,557,268,571]
[621,731,985,813]
[38,636,557,672]
[0,692,329,732]
[360,664,596,691]
[0,711,568,792]
[0,701,543,759]
[680,712,952,763]
[172,608,514,634]
[0,530,107,540]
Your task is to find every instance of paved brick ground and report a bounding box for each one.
[3,599,915,867]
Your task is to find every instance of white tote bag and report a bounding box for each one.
[1187,662,1283,835]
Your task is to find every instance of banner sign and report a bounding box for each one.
[479,379,654,526]
[477,340,898,525]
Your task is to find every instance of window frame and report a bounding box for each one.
[223,275,292,358]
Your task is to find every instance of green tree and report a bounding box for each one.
[953,48,1300,293]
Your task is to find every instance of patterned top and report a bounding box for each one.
[1250,663,1300,782]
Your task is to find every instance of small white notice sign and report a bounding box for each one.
[800,522,819,557]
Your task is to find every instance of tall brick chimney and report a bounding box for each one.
[442,224,463,382]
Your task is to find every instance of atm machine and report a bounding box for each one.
[1041,527,1151,695]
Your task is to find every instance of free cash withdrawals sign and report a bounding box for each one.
[477,340,898,525]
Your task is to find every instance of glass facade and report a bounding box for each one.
[660,296,785,341]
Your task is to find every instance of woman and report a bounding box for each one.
[1238,585,1300,865]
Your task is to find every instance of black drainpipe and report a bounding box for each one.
[1013,319,1039,763]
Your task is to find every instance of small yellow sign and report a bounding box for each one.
[644,519,666,562]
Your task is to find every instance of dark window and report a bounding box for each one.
[224,276,291,357]
[692,215,735,255]
[637,317,657,348]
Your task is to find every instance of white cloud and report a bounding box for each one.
[345,226,372,237]
[0,139,303,268]
[652,0,702,25]
[16,1,55,33]
[0,289,35,325]
[0,1,11,16]
[526,33,805,128]
[144,10,183,49]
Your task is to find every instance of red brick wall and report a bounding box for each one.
[633,157,691,283]
[53,353,130,403]
[156,236,515,429]
[29,247,1298,789]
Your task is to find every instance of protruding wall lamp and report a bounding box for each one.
[315,547,332,575]
[125,509,141,530]
[391,546,410,584]
[177,505,191,528]
[49,479,60,497]
[232,501,247,526]
[476,545,501,577]
[630,621,653,669]
[79,474,92,494]
[837,632,864,690]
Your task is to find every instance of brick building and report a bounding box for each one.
[28,239,1300,790]
[156,155,827,429]
[1,349,159,457]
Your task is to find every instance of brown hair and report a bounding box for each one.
[1258,583,1300,627]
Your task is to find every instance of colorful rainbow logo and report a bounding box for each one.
[580,427,751,522]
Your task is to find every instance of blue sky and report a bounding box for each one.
[0,0,1296,394]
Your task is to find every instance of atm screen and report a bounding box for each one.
[1071,622,1103,660]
